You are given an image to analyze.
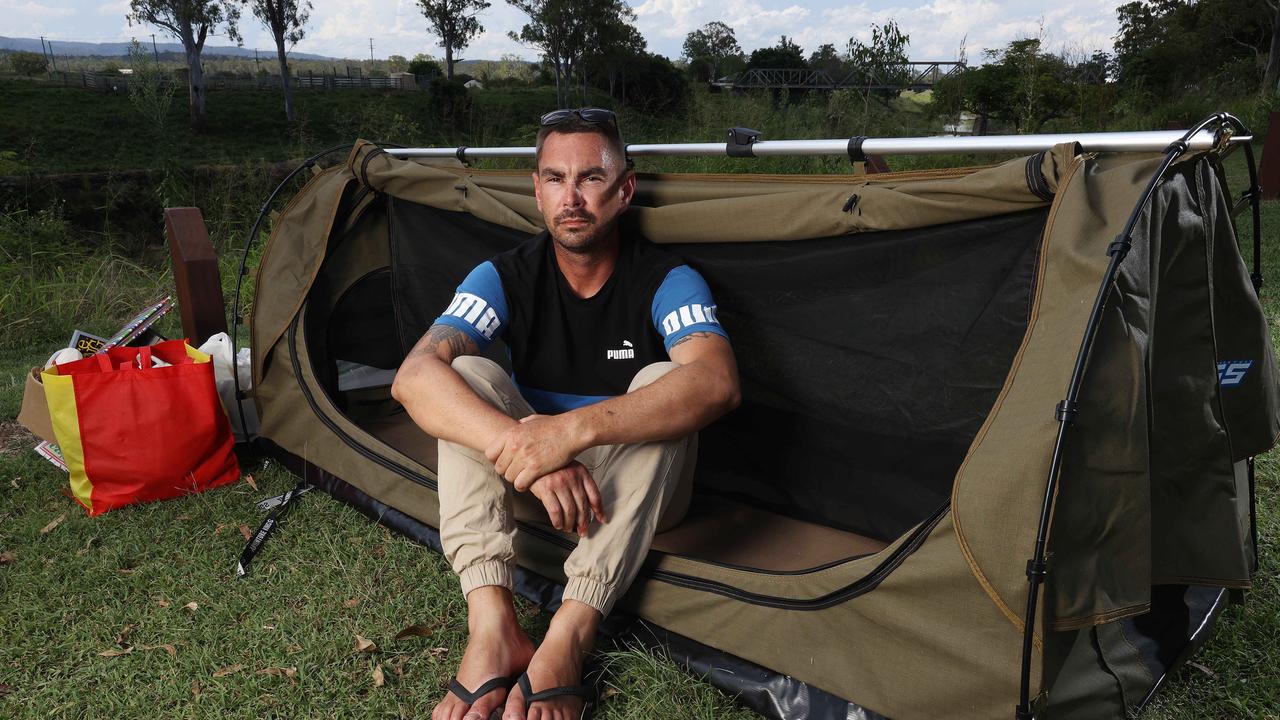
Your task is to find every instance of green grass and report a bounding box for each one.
[1,124,1279,719]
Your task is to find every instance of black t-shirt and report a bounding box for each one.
[433,231,727,413]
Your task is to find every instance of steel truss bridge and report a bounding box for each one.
[711,62,967,92]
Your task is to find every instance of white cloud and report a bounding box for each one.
[14,0,1125,62]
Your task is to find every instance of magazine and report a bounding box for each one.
[35,440,68,472]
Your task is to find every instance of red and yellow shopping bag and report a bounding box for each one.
[42,339,240,516]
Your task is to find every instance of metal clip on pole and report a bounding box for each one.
[726,127,761,158]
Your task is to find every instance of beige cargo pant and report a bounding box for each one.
[437,356,695,617]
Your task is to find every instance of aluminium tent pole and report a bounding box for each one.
[385,128,1250,161]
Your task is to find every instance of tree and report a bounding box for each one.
[408,53,443,78]
[1114,0,1271,98]
[128,0,242,131]
[846,20,910,99]
[249,0,310,122]
[388,54,409,72]
[927,38,1076,134]
[9,51,48,76]
[508,0,633,107]
[746,35,807,70]
[586,18,645,100]
[417,0,490,80]
[808,43,846,81]
[682,21,743,82]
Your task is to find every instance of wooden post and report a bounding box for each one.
[164,207,227,347]
[1260,111,1280,201]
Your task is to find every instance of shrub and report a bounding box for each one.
[9,51,48,76]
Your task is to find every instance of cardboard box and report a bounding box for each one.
[17,367,57,444]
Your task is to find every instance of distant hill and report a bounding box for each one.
[0,36,335,61]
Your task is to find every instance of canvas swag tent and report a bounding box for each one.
[237,113,1278,719]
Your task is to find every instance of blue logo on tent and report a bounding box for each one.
[1217,360,1253,387]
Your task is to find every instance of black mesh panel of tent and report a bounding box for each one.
[388,200,1046,540]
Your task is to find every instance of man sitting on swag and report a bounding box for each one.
[391,108,741,720]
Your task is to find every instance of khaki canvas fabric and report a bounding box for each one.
[248,138,1271,718]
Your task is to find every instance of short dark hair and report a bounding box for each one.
[535,115,627,170]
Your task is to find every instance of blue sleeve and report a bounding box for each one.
[432,261,509,349]
[651,265,729,351]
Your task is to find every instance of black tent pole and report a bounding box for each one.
[1013,112,1248,719]
[228,142,404,446]
[1239,138,1263,570]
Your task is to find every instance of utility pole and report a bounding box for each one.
[39,36,49,67]
[369,38,375,63]
[151,34,159,63]
[255,48,260,73]
[47,40,58,72]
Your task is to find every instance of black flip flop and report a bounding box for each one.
[517,671,596,718]
[447,674,520,708]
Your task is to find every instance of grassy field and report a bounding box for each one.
[1,82,1279,718]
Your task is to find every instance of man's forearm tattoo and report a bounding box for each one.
[670,331,716,349]
[411,324,476,359]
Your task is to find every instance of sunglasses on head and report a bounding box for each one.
[539,107,618,129]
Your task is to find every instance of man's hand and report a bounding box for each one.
[485,414,588,491]
[527,461,608,536]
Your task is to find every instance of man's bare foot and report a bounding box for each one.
[503,600,601,720]
[433,587,536,720]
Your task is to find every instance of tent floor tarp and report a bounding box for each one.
[259,440,1234,720]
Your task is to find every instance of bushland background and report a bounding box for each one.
[3,1,1280,717]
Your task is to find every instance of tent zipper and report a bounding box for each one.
[287,317,944,608]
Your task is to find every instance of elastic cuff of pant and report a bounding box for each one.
[459,560,514,597]
[563,576,616,616]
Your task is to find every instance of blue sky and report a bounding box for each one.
[5,0,1123,63]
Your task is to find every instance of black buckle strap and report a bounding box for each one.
[726,127,761,158]
[847,135,868,163]
[1106,235,1131,257]
[1025,558,1048,580]
[1055,400,1079,424]
[236,480,312,578]
[455,146,469,164]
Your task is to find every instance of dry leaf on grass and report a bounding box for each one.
[599,687,620,702]
[393,624,434,640]
[256,667,298,684]
[183,602,199,613]
[0,550,15,565]
[212,663,244,678]
[39,513,66,534]
[286,644,303,654]
[0,683,13,697]
[1188,661,1216,678]
[372,663,385,687]
[342,598,360,608]
[243,474,258,491]
[427,647,449,657]
[176,514,193,521]
[213,524,229,535]
[191,681,203,697]
[155,598,171,608]
[115,624,136,645]
[354,634,378,653]
[239,525,252,541]
[98,647,133,658]
[141,644,177,657]
[387,656,409,678]
[75,537,97,556]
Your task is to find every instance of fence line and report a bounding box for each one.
[52,71,419,92]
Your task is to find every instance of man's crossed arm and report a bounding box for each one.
[391,324,741,535]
